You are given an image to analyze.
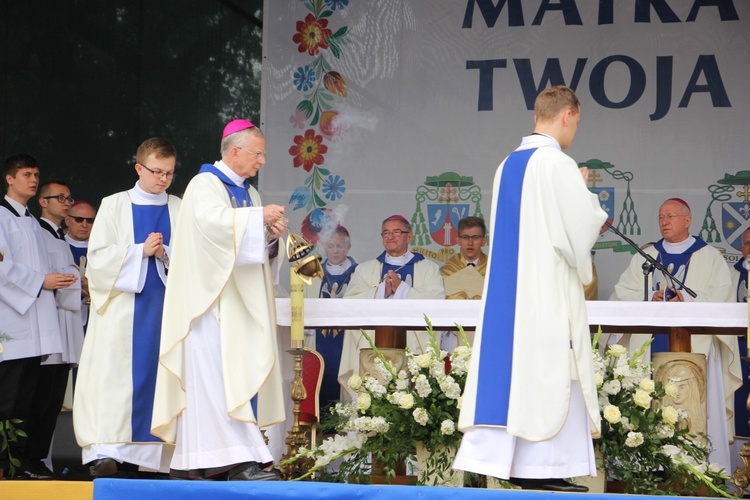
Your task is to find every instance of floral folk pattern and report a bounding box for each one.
[288,0,350,230]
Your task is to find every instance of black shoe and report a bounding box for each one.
[89,458,118,477]
[542,478,589,492]
[15,462,53,480]
[227,462,280,481]
[509,477,588,492]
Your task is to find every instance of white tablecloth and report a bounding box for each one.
[275,299,747,330]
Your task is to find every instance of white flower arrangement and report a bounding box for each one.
[593,330,732,497]
[280,316,471,485]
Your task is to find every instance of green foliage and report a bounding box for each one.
[0,419,26,478]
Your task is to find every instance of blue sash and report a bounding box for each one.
[650,237,707,352]
[199,164,253,207]
[734,260,748,303]
[376,251,424,286]
[473,148,536,426]
[131,203,171,442]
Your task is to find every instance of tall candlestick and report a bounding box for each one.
[290,270,305,348]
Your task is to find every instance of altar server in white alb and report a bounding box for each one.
[74,138,181,477]
[455,86,606,492]
[151,120,286,481]
[0,154,74,479]
[611,197,738,472]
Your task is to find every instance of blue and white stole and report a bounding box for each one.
[131,202,171,442]
[198,164,253,207]
[472,148,536,426]
[650,237,707,352]
[376,251,424,285]
[316,257,357,409]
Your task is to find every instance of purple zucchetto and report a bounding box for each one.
[222,119,255,138]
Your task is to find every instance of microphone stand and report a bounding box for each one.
[604,221,697,301]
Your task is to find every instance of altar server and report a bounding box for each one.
[0,154,73,479]
[74,138,180,476]
[455,86,606,492]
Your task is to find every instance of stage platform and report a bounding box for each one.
[91,479,664,500]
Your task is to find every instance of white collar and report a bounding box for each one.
[661,236,696,254]
[129,182,168,205]
[65,234,88,248]
[4,195,28,216]
[41,217,61,232]
[214,160,247,187]
[517,133,561,152]
[325,258,352,276]
[385,251,414,266]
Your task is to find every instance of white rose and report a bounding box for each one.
[607,344,628,358]
[594,372,603,388]
[356,392,371,411]
[603,405,622,424]
[413,407,429,426]
[661,405,679,425]
[664,381,679,398]
[348,373,362,391]
[632,389,652,409]
[399,393,415,410]
[638,378,655,393]
[625,431,644,447]
[440,419,455,435]
[415,353,432,368]
[661,444,681,458]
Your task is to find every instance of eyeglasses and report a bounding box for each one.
[68,216,95,224]
[140,163,176,180]
[238,147,267,159]
[42,194,75,204]
[458,235,484,241]
[381,230,410,237]
[658,214,688,222]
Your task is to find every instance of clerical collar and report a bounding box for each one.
[325,258,352,276]
[4,196,28,216]
[66,234,88,247]
[518,133,561,151]
[41,217,61,233]
[130,182,168,205]
[214,160,247,187]
[661,236,696,254]
[466,259,478,267]
[385,251,414,266]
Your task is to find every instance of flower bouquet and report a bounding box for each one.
[280,316,470,485]
[593,332,732,497]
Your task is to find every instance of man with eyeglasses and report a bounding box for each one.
[340,214,444,387]
[74,137,181,478]
[65,200,97,331]
[303,225,358,411]
[438,216,488,351]
[27,179,85,478]
[152,120,285,481]
[0,155,78,480]
[611,197,738,472]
